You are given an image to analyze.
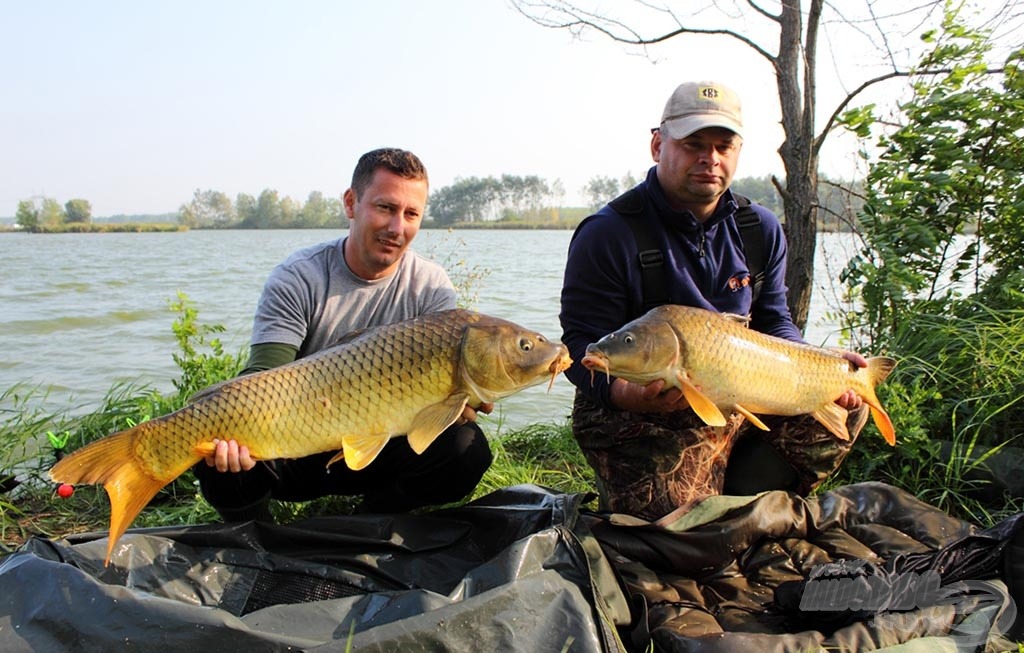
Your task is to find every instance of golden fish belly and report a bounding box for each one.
[136,320,463,478]
[686,328,863,415]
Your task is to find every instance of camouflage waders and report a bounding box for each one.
[571,390,870,520]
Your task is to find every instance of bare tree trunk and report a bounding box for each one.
[774,0,822,330]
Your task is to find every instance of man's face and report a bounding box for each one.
[652,127,742,213]
[343,168,428,280]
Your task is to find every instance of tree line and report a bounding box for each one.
[14,198,93,230]
[10,173,860,232]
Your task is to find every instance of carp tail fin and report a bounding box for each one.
[49,428,174,566]
[866,356,897,386]
[864,356,898,446]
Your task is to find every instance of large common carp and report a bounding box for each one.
[581,305,896,445]
[50,309,572,565]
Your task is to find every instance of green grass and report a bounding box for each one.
[828,302,1024,524]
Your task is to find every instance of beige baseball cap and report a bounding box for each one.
[659,81,743,140]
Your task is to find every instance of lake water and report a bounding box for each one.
[0,229,858,432]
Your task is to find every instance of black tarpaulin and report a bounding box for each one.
[589,482,1024,652]
[1,482,1021,652]
[0,485,630,652]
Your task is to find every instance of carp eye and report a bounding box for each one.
[519,337,533,351]
[623,333,635,345]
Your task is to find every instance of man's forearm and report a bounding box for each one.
[241,342,299,375]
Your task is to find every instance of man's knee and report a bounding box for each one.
[445,422,493,493]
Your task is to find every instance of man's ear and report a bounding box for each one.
[342,188,356,219]
[650,130,662,163]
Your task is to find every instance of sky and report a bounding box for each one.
[0,1,1000,217]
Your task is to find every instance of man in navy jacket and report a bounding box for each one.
[560,81,868,519]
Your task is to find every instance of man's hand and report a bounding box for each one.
[204,438,257,473]
[609,377,689,413]
[836,351,867,409]
[460,402,494,425]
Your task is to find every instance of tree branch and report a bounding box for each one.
[511,0,778,63]
[814,66,1007,152]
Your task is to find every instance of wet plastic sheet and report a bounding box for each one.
[588,481,1024,652]
[0,485,631,652]
[2,482,1022,652]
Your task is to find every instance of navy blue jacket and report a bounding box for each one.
[559,166,803,408]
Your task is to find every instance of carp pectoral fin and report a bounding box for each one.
[733,405,769,431]
[810,403,851,441]
[340,435,389,471]
[676,373,727,427]
[407,394,468,455]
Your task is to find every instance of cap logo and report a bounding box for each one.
[699,86,720,100]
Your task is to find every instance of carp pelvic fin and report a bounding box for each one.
[676,372,727,427]
[407,394,469,454]
[338,435,389,471]
[49,428,177,567]
[733,405,769,431]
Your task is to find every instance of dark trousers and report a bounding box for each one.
[192,422,493,521]
[571,390,868,520]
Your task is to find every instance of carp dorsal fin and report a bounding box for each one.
[338,434,389,471]
[676,372,727,427]
[407,394,468,454]
[721,312,751,327]
[810,403,851,441]
[733,405,769,431]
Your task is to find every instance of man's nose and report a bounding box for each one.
[386,212,404,233]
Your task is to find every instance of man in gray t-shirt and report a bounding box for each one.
[192,148,493,521]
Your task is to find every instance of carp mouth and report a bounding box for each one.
[580,352,611,385]
[546,350,573,391]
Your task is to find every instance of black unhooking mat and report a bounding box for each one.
[0,482,1022,652]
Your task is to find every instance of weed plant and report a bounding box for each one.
[829,302,1024,524]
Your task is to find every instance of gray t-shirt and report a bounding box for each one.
[250,237,457,358]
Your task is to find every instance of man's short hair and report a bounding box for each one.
[351,148,428,198]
